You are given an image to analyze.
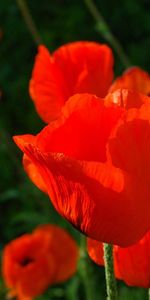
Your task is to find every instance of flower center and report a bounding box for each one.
[20,257,34,267]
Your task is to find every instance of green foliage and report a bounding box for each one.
[0,0,150,299]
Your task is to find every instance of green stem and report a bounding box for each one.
[83,0,130,68]
[78,235,95,300]
[16,0,42,45]
[148,288,150,300]
[103,243,118,300]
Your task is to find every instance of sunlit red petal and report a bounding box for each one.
[30,42,114,122]
[34,94,123,162]
[13,136,150,246]
[105,89,150,109]
[15,93,123,195]
[109,67,150,95]
[13,94,150,246]
[53,41,114,97]
[29,45,68,123]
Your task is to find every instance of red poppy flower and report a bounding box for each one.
[29,41,114,122]
[87,230,150,288]
[13,90,150,247]
[2,225,78,300]
[109,67,150,95]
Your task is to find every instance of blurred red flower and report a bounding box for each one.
[14,89,150,247]
[2,225,78,300]
[29,41,114,122]
[87,230,150,288]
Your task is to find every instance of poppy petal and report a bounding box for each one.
[108,103,150,177]
[15,93,123,163]
[53,41,114,97]
[13,94,150,246]
[13,134,150,246]
[105,89,150,109]
[34,225,79,283]
[87,238,104,266]
[35,93,123,163]
[109,67,150,96]
[115,231,150,288]
[23,154,47,193]
[14,93,123,198]
[18,253,55,297]
[3,225,78,299]
[30,42,114,122]
[29,45,68,123]
[88,232,150,288]
[87,238,122,279]
[2,238,55,300]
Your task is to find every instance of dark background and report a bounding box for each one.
[0,0,150,299]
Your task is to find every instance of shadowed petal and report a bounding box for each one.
[23,154,47,193]
[108,103,150,177]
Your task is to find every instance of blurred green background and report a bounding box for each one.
[0,0,150,299]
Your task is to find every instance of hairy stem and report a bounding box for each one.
[103,243,118,300]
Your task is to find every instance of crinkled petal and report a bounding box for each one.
[15,93,123,195]
[35,94,124,162]
[30,42,114,122]
[109,67,150,96]
[13,134,150,246]
[105,89,150,109]
[13,94,150,246]
[53,41,114,97]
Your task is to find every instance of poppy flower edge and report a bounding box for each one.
[29,41,114,123]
